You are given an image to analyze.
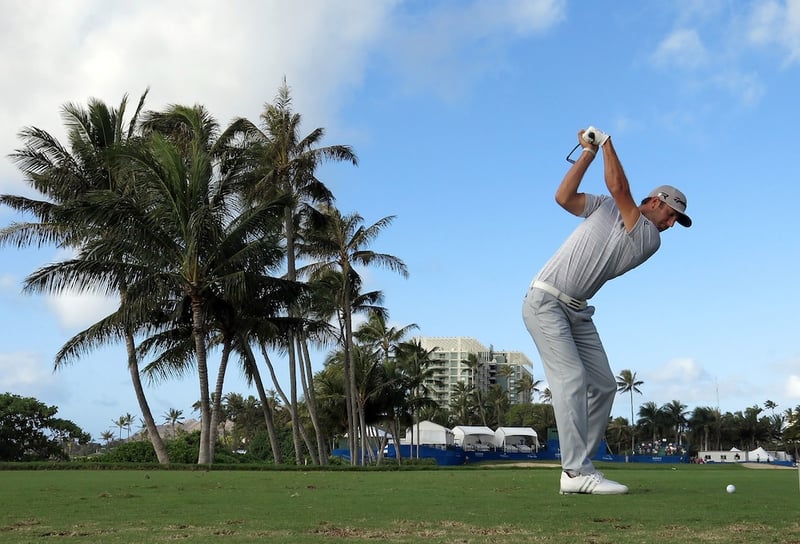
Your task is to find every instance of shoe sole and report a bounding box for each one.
[559,489,628,495]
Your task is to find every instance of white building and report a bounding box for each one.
[414,336,536,409]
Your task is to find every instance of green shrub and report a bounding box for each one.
[96,440,157,463]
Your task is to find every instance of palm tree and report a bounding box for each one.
[606,416,631,455]
[662,400,688,446]
[1,90,171,464]
[485,384,510,427]
[226,79,357,465]
[122,412,134,439]
[100,430,115,449]
[300,206,408,463]
[326,343,389,464]
[616,369,643,454]
[540,387,552,404]
[764,400,778,416]
[112,416,126,440]
[112,104,289,464]
[460,353,487,425]
[449,381,473,425]
[163,408,185,437]
[497,363,515,387]
[514,373,541,404]
[688,406,719,452]
[395,339,442,458]
[355,310,418,364]
[460,353,481,389]
[637,401,662,450]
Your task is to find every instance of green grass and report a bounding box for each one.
[1,463,798,543]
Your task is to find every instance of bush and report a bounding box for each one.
[95,440,157,463]
[167,436,198,464]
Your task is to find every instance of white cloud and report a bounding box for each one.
[374,0,565,101]
[649,357,707,383]
[0,1,396,195]
[633,357,718,410]
[651,29,709,69]
[45,290,119,330]
[0,273,16,293]
[0,351,60,401]
[748,0,800,65]
[710,71,765,106]
[475,0,567,35]
[786,375,800,400]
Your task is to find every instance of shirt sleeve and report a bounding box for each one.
[580,194,604,218]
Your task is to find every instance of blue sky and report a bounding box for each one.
[1,0,799,440]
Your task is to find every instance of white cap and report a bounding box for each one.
[648,185,692,227]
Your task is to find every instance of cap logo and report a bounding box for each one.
[657,191,686,209]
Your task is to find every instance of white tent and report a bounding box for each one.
[399,420,454,446]
[494,426,539,453]
[748,446,775,463]
[452,425,496,451]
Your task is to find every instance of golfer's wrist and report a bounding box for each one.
[582,147,596,159]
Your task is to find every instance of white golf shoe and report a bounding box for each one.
[559,471,629,495]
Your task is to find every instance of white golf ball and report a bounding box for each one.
[726,484,736,493]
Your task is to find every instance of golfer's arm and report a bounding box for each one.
[602,140,640,232]
[555,150,591,216]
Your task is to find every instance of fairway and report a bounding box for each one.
[1,463,798,543]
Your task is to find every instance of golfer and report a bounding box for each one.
[522,127,691,494]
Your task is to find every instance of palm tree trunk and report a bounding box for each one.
[391,418,403,465]
[261,343,306,464]
[286,331,304,465]
[191,298,212,465]
[629,391,635,455]
[124,330,169,464]
[209,340,232,460]
[296,335,322,464]
[244,346,282,463]
[342,288,360,464]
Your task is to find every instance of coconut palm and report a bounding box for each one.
[616,369,643,454]
[300,206,408,463]
[325,343,389,464]
[112,416,126,440]
[354,310,418,364]
[122,412,134,439]
[109,103,290,464]
[100,430,115,449]
[163,408,185,437]
[395,339,442,458]
[606,416,631,455]
[513,373,541,404]
[637,401,662,449]
[224,80,357,465]
[662,399,689,446]
[1,91,171,464]
[485,384,511,427]
[460,353,487,425]
[688,406,718,452]
[764,399,778,416]
[449,381,473,424]
[460,353,481,389]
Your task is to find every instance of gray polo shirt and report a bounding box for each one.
[534,194,661,301]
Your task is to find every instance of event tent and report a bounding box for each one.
[494,426,539,452]
[452,425,496,451]
[748,446,775,462]
[399,420,454,446]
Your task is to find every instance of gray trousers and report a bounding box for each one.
[522,287,616,474]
